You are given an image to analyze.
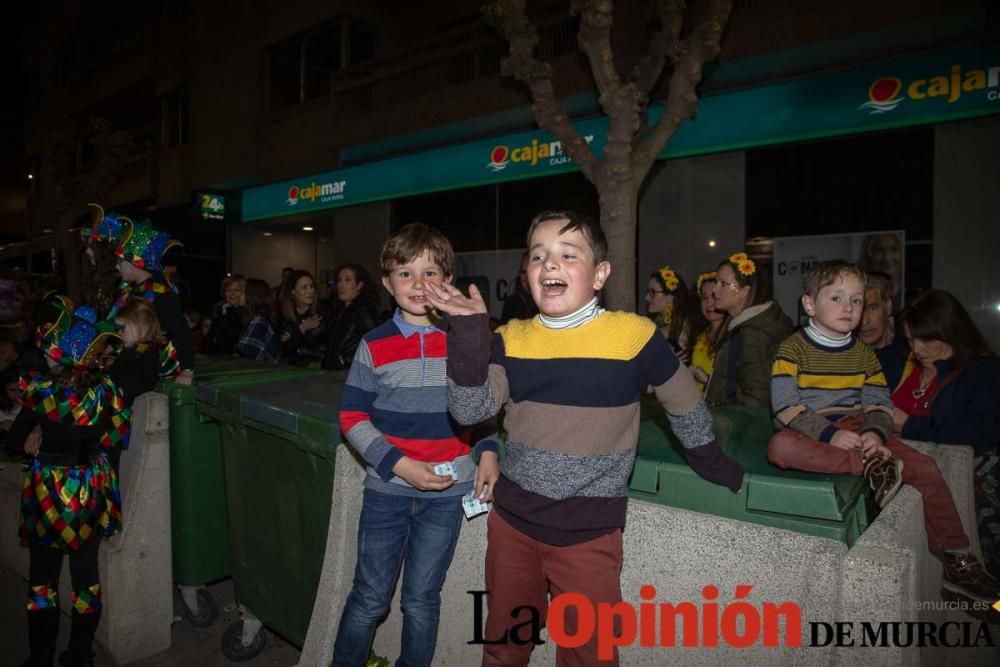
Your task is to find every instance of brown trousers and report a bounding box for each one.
[482,510,624,666]
[768,414,969,551]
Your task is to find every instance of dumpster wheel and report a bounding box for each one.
[179,588,219,627]
[222,619,267,661]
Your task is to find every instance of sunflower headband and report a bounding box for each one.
[696,271,716,291]
[729,252,756,277]
[657,266,680,292]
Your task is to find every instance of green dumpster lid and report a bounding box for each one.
[192,366,322,406]
[634,400,866,523]
[161,355,316,404]
[199,372,348,440]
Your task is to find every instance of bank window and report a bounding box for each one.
[268,18,376,111]
[162,86,189,146]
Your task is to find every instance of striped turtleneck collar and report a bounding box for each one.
[538,297,603,330]
[803,318,853,348]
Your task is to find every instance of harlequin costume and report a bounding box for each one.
[11,298,124,667]
[102,339,180,459]
[83,205,195,374]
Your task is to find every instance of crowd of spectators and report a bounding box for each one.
[641,253,999,583]
[189,264,384,369]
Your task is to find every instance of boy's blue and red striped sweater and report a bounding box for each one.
[339,310,497,497]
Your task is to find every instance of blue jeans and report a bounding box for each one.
[332,488,463,667]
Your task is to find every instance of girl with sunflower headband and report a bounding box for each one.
[704,252,794,408]
[11,299,125,667]
[688,271,725,392]
[645,265,696,361]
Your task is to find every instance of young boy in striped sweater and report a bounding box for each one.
[768,259,1000,603]
[427,211,744,665]
[333,224,500,666]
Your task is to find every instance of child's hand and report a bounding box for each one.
[829,429,861,450]
[175,369,194,386]
[424,283,488,316]
[859,431,885,458]
[690,366,708,384]
[475,451,499,502]
[24,425,41,456]
[392,457,456,491]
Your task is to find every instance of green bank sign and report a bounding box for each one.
[242,42,1000,221]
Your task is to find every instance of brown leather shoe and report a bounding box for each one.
[942,551,1000,602]
[863,453,903,508]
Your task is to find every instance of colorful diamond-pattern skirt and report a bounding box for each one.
[19,452,122,550]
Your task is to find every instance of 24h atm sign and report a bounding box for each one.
[241,42,999,222]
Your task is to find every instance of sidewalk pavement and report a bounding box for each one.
[1,564,302,667]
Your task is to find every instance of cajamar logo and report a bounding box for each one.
[487,135,595,172]
[860,64,1000,114]
[286,180,347,206]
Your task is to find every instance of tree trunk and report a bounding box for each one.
[597,168,638,312]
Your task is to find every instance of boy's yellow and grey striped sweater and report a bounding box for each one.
[447,311,744,547]
[770,329,893,443]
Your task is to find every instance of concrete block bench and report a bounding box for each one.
[298,440,998,666]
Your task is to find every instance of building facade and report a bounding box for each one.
[8,0,1000,343]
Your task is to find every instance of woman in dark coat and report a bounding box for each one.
[202,275,248,355]
[891,289,1000,574]
[279,270,328,366]
[323,264,379,370]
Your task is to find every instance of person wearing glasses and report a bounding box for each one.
[644,265,695,362]
[704,252,794,408]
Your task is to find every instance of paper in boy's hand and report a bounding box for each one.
[462,489,490,519]
[433,462,458,480]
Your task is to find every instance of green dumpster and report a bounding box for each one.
[161,355,321,626]
[196,372,347,661]
[629,397,870,545]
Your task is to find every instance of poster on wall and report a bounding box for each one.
[772,231,905,327]
[454,249,527,321]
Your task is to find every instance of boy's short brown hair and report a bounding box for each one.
[526,210,608,263]
[380,223,454,276]
[803,260,866,299]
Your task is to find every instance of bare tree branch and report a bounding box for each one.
[632,0,731,182]
[573,0,644,188]
[573,0,623,108]
[484,0,599,182]
[629,0,687,100]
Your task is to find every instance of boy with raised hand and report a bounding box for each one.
[426,210,743,666]
[768,259,1000,603]
[333,223,499,667]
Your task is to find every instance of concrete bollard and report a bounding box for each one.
[95,391,173,663]
[297,445,367,667]
[300,441,999,666]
